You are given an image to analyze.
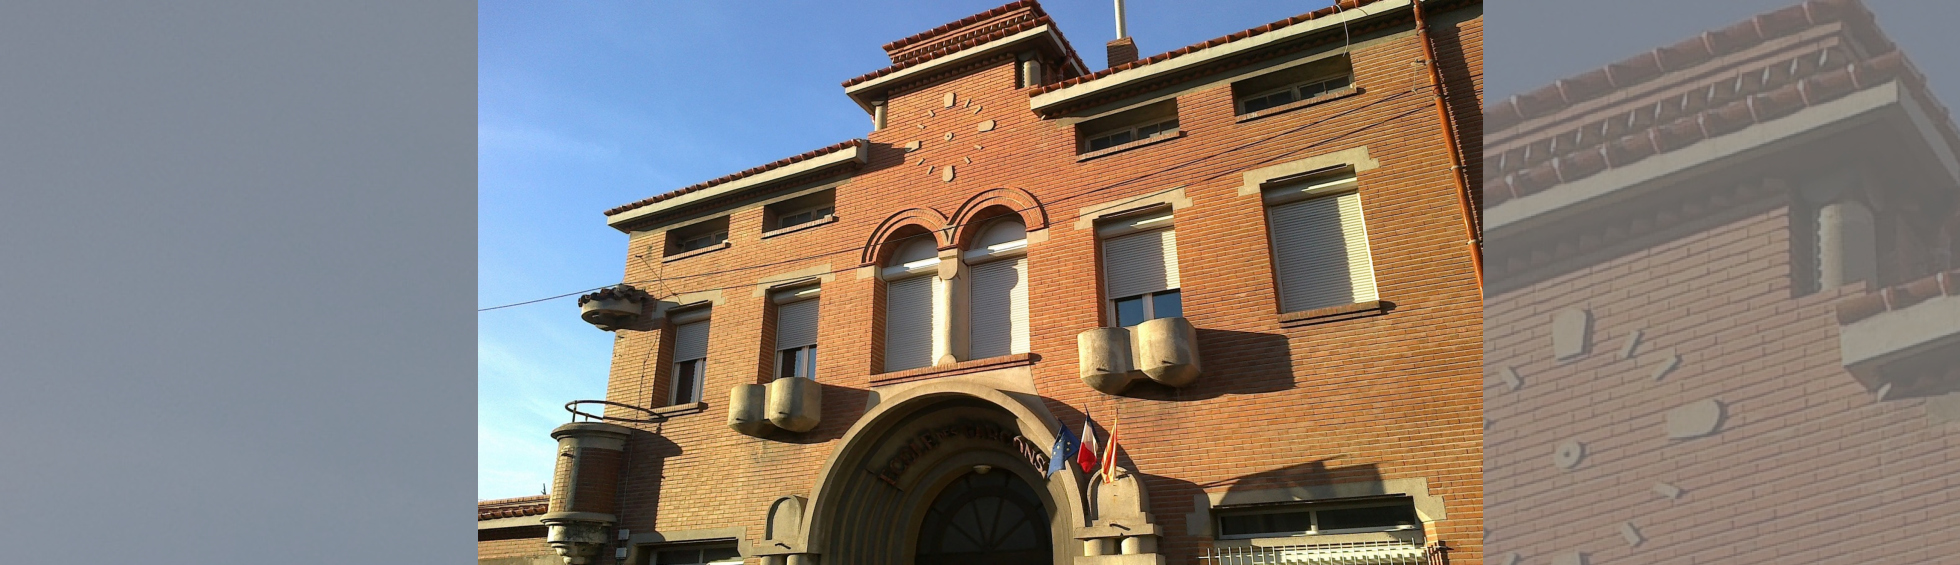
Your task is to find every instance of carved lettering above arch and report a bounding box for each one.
[862,208,951,266]
[949,187,1049,249]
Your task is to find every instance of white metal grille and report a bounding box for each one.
[1201,540,1447,565]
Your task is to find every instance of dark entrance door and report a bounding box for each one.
[915,470,1053,565]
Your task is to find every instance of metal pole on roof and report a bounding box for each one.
[1114,0,1127,39]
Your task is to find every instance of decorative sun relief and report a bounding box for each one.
[1491,307,1729,559]
[906,90,996,183]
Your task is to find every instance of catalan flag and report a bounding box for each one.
[1098,414,1120,484]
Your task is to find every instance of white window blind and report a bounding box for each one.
[1102,227,1180,300]
[775,298,820,351]
[673,320,710,361]
[968,256,1028,359]
[1268,191,1377,312]
[883,275,935,372]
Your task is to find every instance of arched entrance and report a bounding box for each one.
[915,469,1052,564]
[792,382,1086,565]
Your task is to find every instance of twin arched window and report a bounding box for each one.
[881,215,1030,373]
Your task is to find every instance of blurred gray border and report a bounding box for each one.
[0,2,476,562]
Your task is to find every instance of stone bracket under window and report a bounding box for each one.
[1077,316,1202,395]
[728,378,823,438]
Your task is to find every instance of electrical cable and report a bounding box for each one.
[478,79,1459,312]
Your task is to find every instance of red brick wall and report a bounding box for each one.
[1485,199,1960,562]
[477,531,552,561]
[589,7,1484,564]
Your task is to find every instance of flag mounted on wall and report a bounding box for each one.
[1045,423,1080,478]
[1098,415,1120,484]
[1077,410,1099,471]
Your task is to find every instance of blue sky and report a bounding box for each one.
[478,0,1959,500]
[476,0,1388,501]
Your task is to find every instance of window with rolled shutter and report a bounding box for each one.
[774,292,820,379]
[1098,209,1181,327]
[674,320,710,362]
[1265,170,1377,312]
[776,299,819,351]
[883,274,934,371]
[670,319,709,404]
[968,257,1028,359]
[1101,226,1180,300]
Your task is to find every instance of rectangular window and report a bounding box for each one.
[765,189,837,232]
[649,544,742,565]
[1264,167,1377,312]
[1078,99,1180,154]
[883,274,935,372]
[1233,55,1354,115]
[667,216,730,256]
[1098,208,1182,326]
[773,287,821,379]
[967,256,1029,359]
[667,308,710,405]
[1215,497,1418,539]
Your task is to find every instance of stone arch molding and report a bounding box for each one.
[949,187,1049,249]
[861,208,951,266]
[774,381,1089,564]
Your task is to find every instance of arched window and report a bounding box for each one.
[915,470,1052,564]
[963,215,1029,359]
[882,235,940,372]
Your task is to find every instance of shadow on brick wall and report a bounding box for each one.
[1121,328,1297,401]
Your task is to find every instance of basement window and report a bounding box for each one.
[765,189,837,233]
[1233,55,1354,115]
[667,216,730,257]
[1216,497,1418,540]
[1078,100,1180,154]
[645,544,742,565]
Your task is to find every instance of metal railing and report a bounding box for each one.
[1200,540,1449,565]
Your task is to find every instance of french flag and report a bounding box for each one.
[1077,411,1099,471]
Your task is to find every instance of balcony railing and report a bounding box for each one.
[1200,540,1449,565]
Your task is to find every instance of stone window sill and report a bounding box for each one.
[1278,299,1389,327]
[662,241,730,263]
[1234,86,1363,124]
[1075,130,1185,162]
[761,215,837,239]
[870,352,1037,386]
[652,402,706,418]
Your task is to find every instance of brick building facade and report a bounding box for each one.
[1484,1,1960,563]
[482,0,1484,563]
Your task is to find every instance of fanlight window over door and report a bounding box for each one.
[916,470,1052,565]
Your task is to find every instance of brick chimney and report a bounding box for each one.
[1106,37,1138,69]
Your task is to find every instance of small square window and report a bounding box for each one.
[649,544,742,565]
[765,189,837,232]
[666,216,731,257]
[1233,55,1353,116]
[1078,99,1179,154]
